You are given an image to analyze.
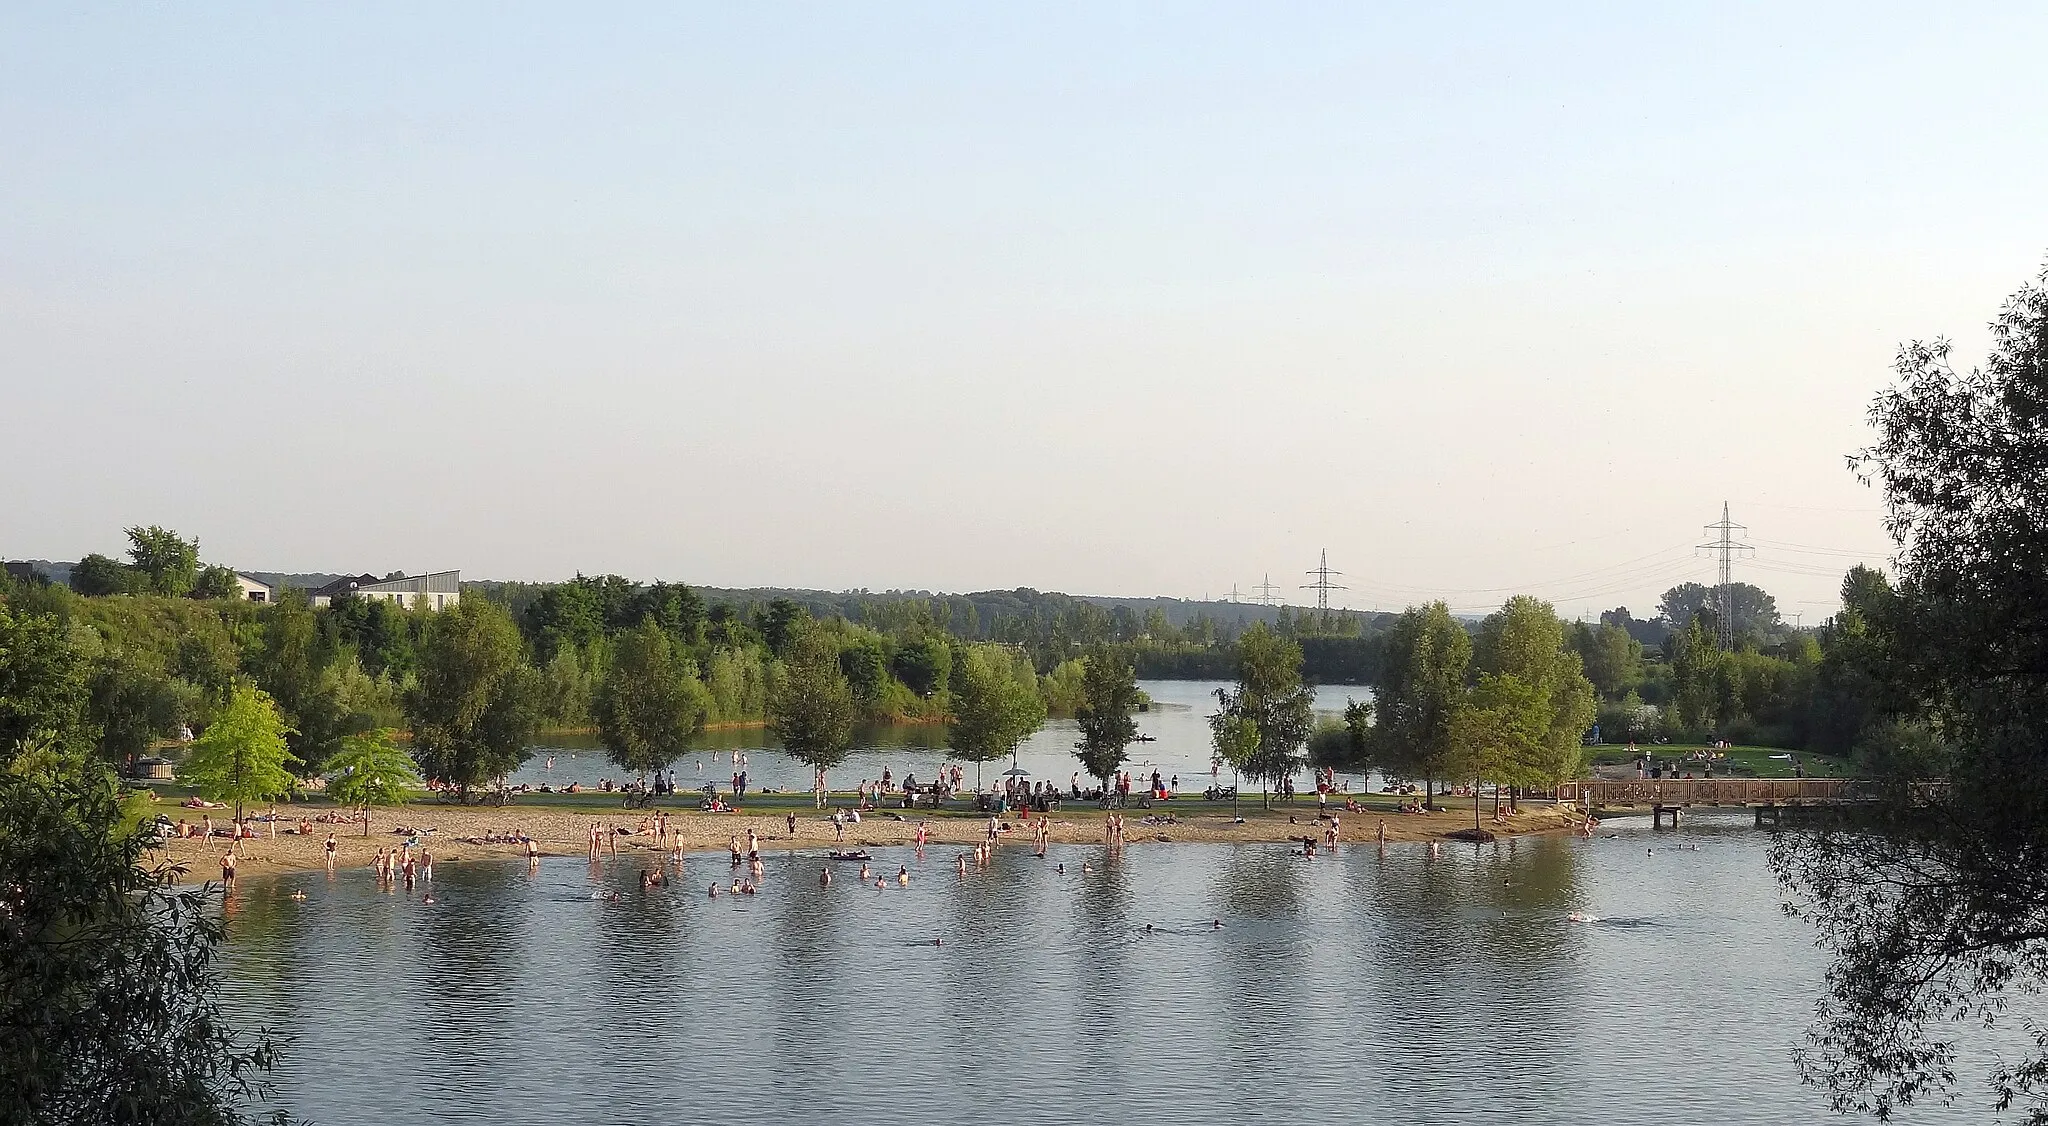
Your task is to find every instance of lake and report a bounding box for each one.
[217,811,1989,1125]
[507,679,1377,795]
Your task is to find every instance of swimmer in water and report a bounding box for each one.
[289,889,307,900]
[1082,862,1093,873]
[955,854,967,876]
[875,878,886,889]
[859,863,872,881]
[1056,863,1066,875]
[897,866,910,886]
[423,893,436,905]
[820,867,832,886]
[1212,919,1222,929]
[709,884,719,898]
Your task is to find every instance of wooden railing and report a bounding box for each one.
[1556,778,1861,808]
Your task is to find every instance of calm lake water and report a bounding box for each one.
[508,679,1375,794]
[218,813,1988,1125]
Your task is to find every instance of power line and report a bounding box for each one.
[1301,549,1347,611]
[1250,574,1282,606]
[1698,502,1754,648]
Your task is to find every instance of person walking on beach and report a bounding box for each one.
[786,812,798,836]
[1376,819,1387,846]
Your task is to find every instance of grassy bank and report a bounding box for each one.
[1584,743,1853,778]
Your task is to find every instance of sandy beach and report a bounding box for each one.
[149,797,1585,879]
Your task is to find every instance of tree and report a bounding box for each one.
[838,634,889,704]
[1368,602,1472,809]
[1666,617,1723,733]
[1209,712,1258,807]
[1570,621,1641,701]
[594,620,708,783]
[87,652,196,766]
[69,552,135,597]
[324,728,422,835]
[1769,260,2048,1122]
[759,598,810,656]
[1211,623,1316,808]
[406,599,540,800]
[891,636,951,697]
[1450,673,1548,828]
[1073,645,1140,789]
[125,526,201,597]
[180,683,300,829]
[0,746,291,1124]
[252,594,359,776]
[0,604,94,755]
[1658,580,1782,641]
[190,565,242,601]
[946,644,1046,788]
[1474,596,1598,786]
[1805,566,1898,757]
[1307,698,1372,770]
[769,626,857,807]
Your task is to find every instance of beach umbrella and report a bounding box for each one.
[1003,766,1031,777]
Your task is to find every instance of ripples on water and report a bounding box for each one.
[219,813,1980,1126]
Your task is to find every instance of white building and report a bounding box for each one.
[232,573,276,603]
[309,570,461,611]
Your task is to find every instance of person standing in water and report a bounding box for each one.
[324,832,337,868]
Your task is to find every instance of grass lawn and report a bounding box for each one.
[1583,743,1854,778]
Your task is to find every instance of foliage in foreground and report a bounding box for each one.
[0,746,289,1125]
[1770,258,2048,1124]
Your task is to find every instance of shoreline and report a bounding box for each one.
[149,800,1586,879]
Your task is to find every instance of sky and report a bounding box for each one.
[5,3,2045,622]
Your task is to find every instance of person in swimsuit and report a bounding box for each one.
[324,833,337,866]
[220,850,236,886]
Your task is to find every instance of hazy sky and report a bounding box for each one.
[6,4,2044,621]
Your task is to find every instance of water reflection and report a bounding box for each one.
[221,818,1987,1126]
[510,681,1374,797]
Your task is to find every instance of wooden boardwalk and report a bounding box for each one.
[1558,778,1857,809]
